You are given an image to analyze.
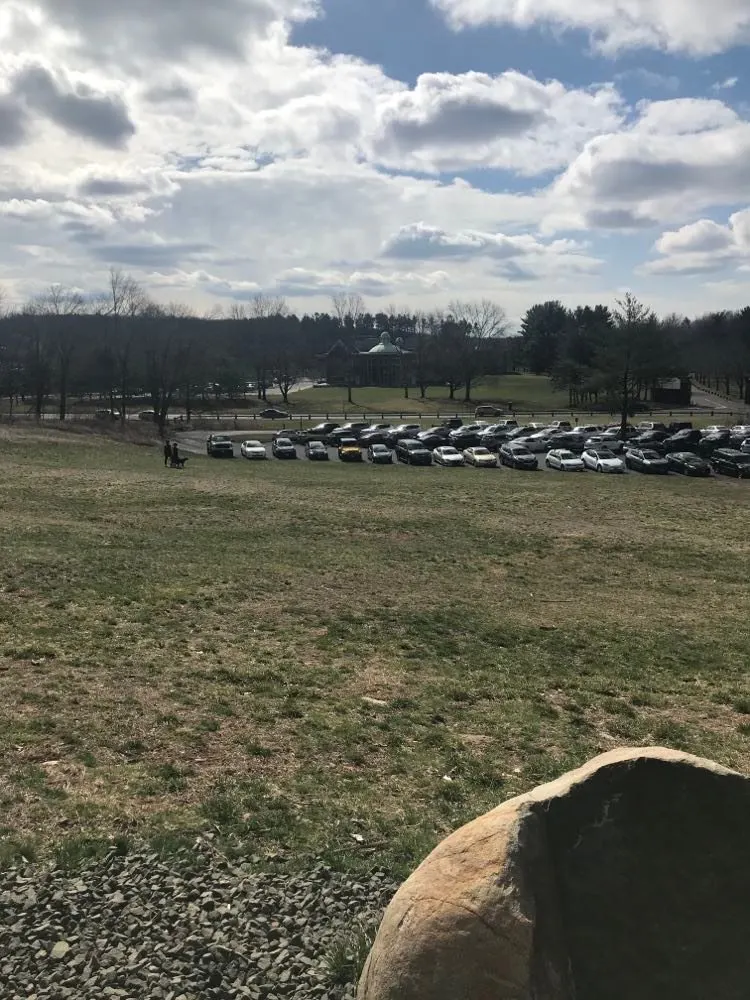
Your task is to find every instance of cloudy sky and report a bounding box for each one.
[0,0,749,324]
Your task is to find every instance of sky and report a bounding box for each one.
[0,1,749,327]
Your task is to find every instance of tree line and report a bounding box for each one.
[521,297,750,418]
[0,271,748,435]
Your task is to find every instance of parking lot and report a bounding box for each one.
[175,422,750,482]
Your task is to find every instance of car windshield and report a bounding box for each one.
[473,448,491,456]
[642,451,662,460]
[736,455,750,464]
[340,439,357,446]
[512,446,531,455]
[309,442,325,449]
[558,451,576,460]
[213,436,230,443]
[442,448,459,455]
[372,445,387,452]
[246,441,262,447]
[277,438,292,445]
[406,441,426,450]
[595,450,616,459]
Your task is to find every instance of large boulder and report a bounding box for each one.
[358,747,750,1000]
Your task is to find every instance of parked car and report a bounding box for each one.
[698,430,731,457]
[305,422,339,440]
[94,409,119,421]
[547,432,587,453]
[138,410,156,421]
[474,405,504,418]
[630,430,669,452]
[545,420,573,432]
[545,449,584,472]
[667,421,693,434]
[584,435,625,455]
[240,439,267,460]
[661,429,702,452]
[576,424,603,437]
[666,452,711,477]
[582,448,625,473]
[433,446,465,467]
[368,443,393,464]
[498,443,538,470]
[395,439,432,466]
[624,449,669,474]
[730,424,750,439]
[416,427,452,448]
[305,440,329,461]
[520,430,553,453]
[259,407,290,419]
[478,426,513,451]
[359,426,394,446]
[507,423,545,440]
[337,438,363,462]
[710,449,750,478]
[207,434,234,457]
[442,417,464,430]
[449,423,488,448]
[326,422,371,445]
[272,427,307,443]
[385,424,423,447]
[741,439,750,455]
[463,447,497,468]
[272,437,297,459]
[635,421,668,433]
[700,425,729,436]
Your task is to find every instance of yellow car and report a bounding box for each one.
[337,438,363,463]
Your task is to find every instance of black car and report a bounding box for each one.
[395,439,432,466]
[666,452,711,477]
[326,422,371,445]
[546,431,587,453]
[206,434,234,457]
[498,443,538,470]
[449,424,488,449]
[385,424,422,447]
[359,426,394,446]
[478,430,512,452]
[272,437,297,459]
[273,427,308,443]
[305,440,329,461]
[368,443,393,464]
[698,431,731,457]
[259,407,290,419]
[710,449,750,478]
[624,449,669,474]
[305,422,339,440]
[661,429,702,452]
[417,426,452,448]
[442,418,464,430]
[667,421,693,434]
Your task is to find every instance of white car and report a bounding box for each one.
[545,449,584,472]
[731,424,750,438]
[521,430,553,453]
[433,446,465,467]
[582,448,625,473]
[240,439,267,460]
[463,447,497,467]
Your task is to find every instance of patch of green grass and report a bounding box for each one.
[0,425,748,876]
[323,920,380,987]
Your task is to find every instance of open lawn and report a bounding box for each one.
[287,374,572,415]
[0,426,749,875]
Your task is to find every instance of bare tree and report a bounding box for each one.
[249,294,289,319]
[446,299,508,402]
[31,284,85,420]
[331,293,365,403]
[140,302,194,435]
[96,268,149,424]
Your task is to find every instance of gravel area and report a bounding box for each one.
[0,842,398,1000]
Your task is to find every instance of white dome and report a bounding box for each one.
[369,332,401,354]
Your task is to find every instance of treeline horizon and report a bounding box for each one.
[0,269,748,432]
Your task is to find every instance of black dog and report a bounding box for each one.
[170,457,188,469]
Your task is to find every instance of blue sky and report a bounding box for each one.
[1,0,749,323]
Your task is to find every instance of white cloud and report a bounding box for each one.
[712,77,739,92]
[548,98,750,231]
[380,222,601,279]
[430,0,750,55]
[643,209,750,275]
[369,71,623,174]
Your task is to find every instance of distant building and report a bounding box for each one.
[321,332,414,387]
[650,378,692,407]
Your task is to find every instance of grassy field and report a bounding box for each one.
[287,375,573,414]
[0,426,749,875]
